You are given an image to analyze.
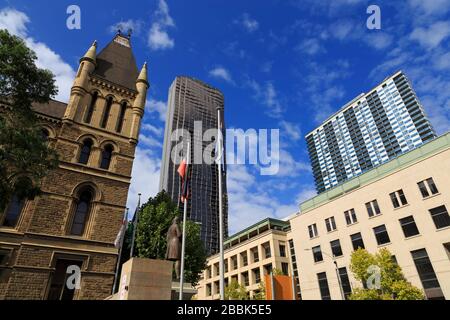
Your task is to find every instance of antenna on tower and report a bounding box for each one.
[127,28,133,39]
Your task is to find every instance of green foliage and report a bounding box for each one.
[349,248,425,300]
[349,248,376,284]
[349,288,392,300]
[183,221,207,286]
[0,29,58,210]
[225,280,249,300]
[135,191,207,286]
[252,282,266,300]
[271,268,284,276]
[135,191,179,259]
[390,280,425,300]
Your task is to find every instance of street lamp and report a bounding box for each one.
[304,248,346,300]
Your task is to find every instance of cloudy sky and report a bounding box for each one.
[0,0,449,234]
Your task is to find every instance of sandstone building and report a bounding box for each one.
[0,33,148,300]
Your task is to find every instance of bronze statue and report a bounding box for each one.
[166,216,182,279]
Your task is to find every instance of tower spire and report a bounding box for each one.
[137,62,149,87]
[80,40,97,65]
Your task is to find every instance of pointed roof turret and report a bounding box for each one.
[92,34,139,91]
[136,62,149,87]
[80,40,97,65]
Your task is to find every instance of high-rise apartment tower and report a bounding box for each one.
[306,71,436,194]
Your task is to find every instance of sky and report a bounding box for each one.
[0,0,449,234]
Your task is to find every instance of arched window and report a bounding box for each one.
[84,91,98,124]
[116,102,127,133]
[78,139,93,165]
[100,144,114,170]
[41,128,50,141]
[70,188,93,236]
[2,194,25,228]
[101,96,113,128]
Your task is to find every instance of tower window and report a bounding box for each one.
[116,102,127,133]
[101,97,113,128]
[100,145,114,170]
[2,194,26,228]
[84,92,98,124]
[70,188,93,236]
[78,139,93,165]
[41,128,50,142]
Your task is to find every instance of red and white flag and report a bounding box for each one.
[178,158,190,203]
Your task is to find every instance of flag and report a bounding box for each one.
[114,213,127,248]
[129,199,141,259]
[178,158,190,203]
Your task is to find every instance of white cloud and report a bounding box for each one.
[329,20,354,40]
[274,149,311,177]
[408,0,450,16]
[226,165,298,234]
[410,21,450,49]
[248,79,284,118]
[142,123,163,136]
[279,121,302,141]
[434,52,450,70]
[109,19,143,35]
[138,133,163,148]
[148,0,175,50]
[0,8,75,102]
[296,185,317,205]
[296,38,325,55]
[127,147,161,210]
[146,98,167,122]
[0,7,28,37]
[260,61,273,73]
[235,13,259,33]
[209,66,233,84]
[364,33,393,50]
[148,24,174,50]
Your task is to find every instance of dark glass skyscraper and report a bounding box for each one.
[306,71,436,194]
[160,76,228,255]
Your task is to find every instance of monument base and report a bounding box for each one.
[109,258,173,300]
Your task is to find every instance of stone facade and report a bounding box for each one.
[0,33,148,300]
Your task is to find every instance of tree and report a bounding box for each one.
[271,268,284,276]
[349,248,425,300]
[183,221,207,286]
[0,29,58,211]
[252,282,266,300]
[225,279,249,300]
[135,191,207,286]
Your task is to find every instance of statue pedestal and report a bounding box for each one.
[116,258,173,300]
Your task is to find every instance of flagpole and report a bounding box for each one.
[112,208,129,295]
[130,193,141,259]
[179,140,190,300]
[217,106,225,300]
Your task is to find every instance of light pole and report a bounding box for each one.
[305,249,346,300]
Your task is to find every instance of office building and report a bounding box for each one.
[160,77,228,255]
[306,71,436,193]
[291,132,450,300]
[196,218,300,300]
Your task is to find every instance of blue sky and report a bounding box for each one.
[1,0,449,234]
